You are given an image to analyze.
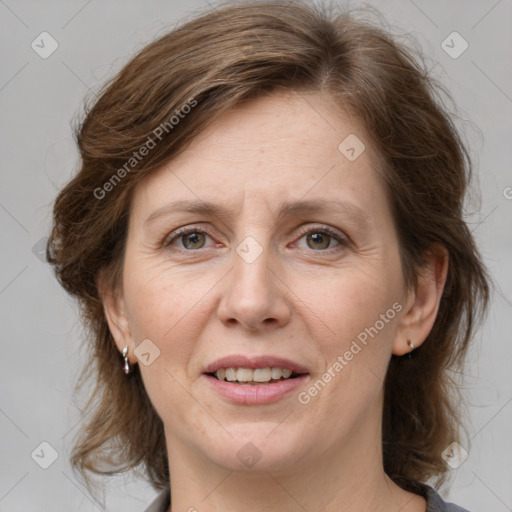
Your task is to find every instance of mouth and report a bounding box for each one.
[202,355,310,404]
[207,366,304,385]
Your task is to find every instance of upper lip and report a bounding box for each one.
[203,355,309,374]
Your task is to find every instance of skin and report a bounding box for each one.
[102,91,448,512]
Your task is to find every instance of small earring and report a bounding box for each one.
[407,340,415,359]
[122,346,133,374]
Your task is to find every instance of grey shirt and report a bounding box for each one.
[143,484,470,512]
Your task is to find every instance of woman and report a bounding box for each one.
[47,1,489,511]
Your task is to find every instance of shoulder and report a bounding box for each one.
[143,487,170,512]
[422,485,470,512]
[143,484,469,512]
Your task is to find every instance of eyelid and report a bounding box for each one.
[292,223,350,249]
[162,224,217,249]
[162,223,350,252]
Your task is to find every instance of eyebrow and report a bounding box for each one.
[144,198,369,228]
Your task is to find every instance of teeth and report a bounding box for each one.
[225,368,236,381]
[271,367,282,379]
[253,368,271,382]
[236,368,253,382]
[214,367,295,383]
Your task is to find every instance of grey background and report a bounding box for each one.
[1,0,511,510]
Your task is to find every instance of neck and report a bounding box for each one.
[164,403,426,512]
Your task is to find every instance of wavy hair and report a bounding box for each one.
[47,0,489,494]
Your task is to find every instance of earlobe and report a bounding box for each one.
[392,247,449,356]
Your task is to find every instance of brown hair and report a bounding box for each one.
[48,0,489,494]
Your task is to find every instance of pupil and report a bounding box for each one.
[308,232,329,250]
[184,232,204,249]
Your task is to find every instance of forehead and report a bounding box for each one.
[130,91,386,218]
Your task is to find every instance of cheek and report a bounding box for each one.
[293,278,400,435]
[294,264,403,415]
[296,264,401,344]
[121,259,210,425]
[121,256,219,366]
[123,254,174,331]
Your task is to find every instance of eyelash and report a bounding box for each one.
[162,224,349,254]
[293,225,349,252]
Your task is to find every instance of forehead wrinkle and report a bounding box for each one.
[275,198,370,227]
[144,196,369,231]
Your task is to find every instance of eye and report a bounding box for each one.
[163,228,215,251]
[294,226,348,252]
[162,225,348,253]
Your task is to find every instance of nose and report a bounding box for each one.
[217,244,291,331]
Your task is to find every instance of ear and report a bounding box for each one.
[393,246,449,356]
[97,270,136,364]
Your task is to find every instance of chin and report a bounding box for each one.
[197,424,310,472]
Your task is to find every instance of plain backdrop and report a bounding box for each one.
[1,1,511,510]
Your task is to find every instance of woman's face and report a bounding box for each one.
[109,91,417,474]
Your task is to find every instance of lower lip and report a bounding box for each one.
[203,374,309,405]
